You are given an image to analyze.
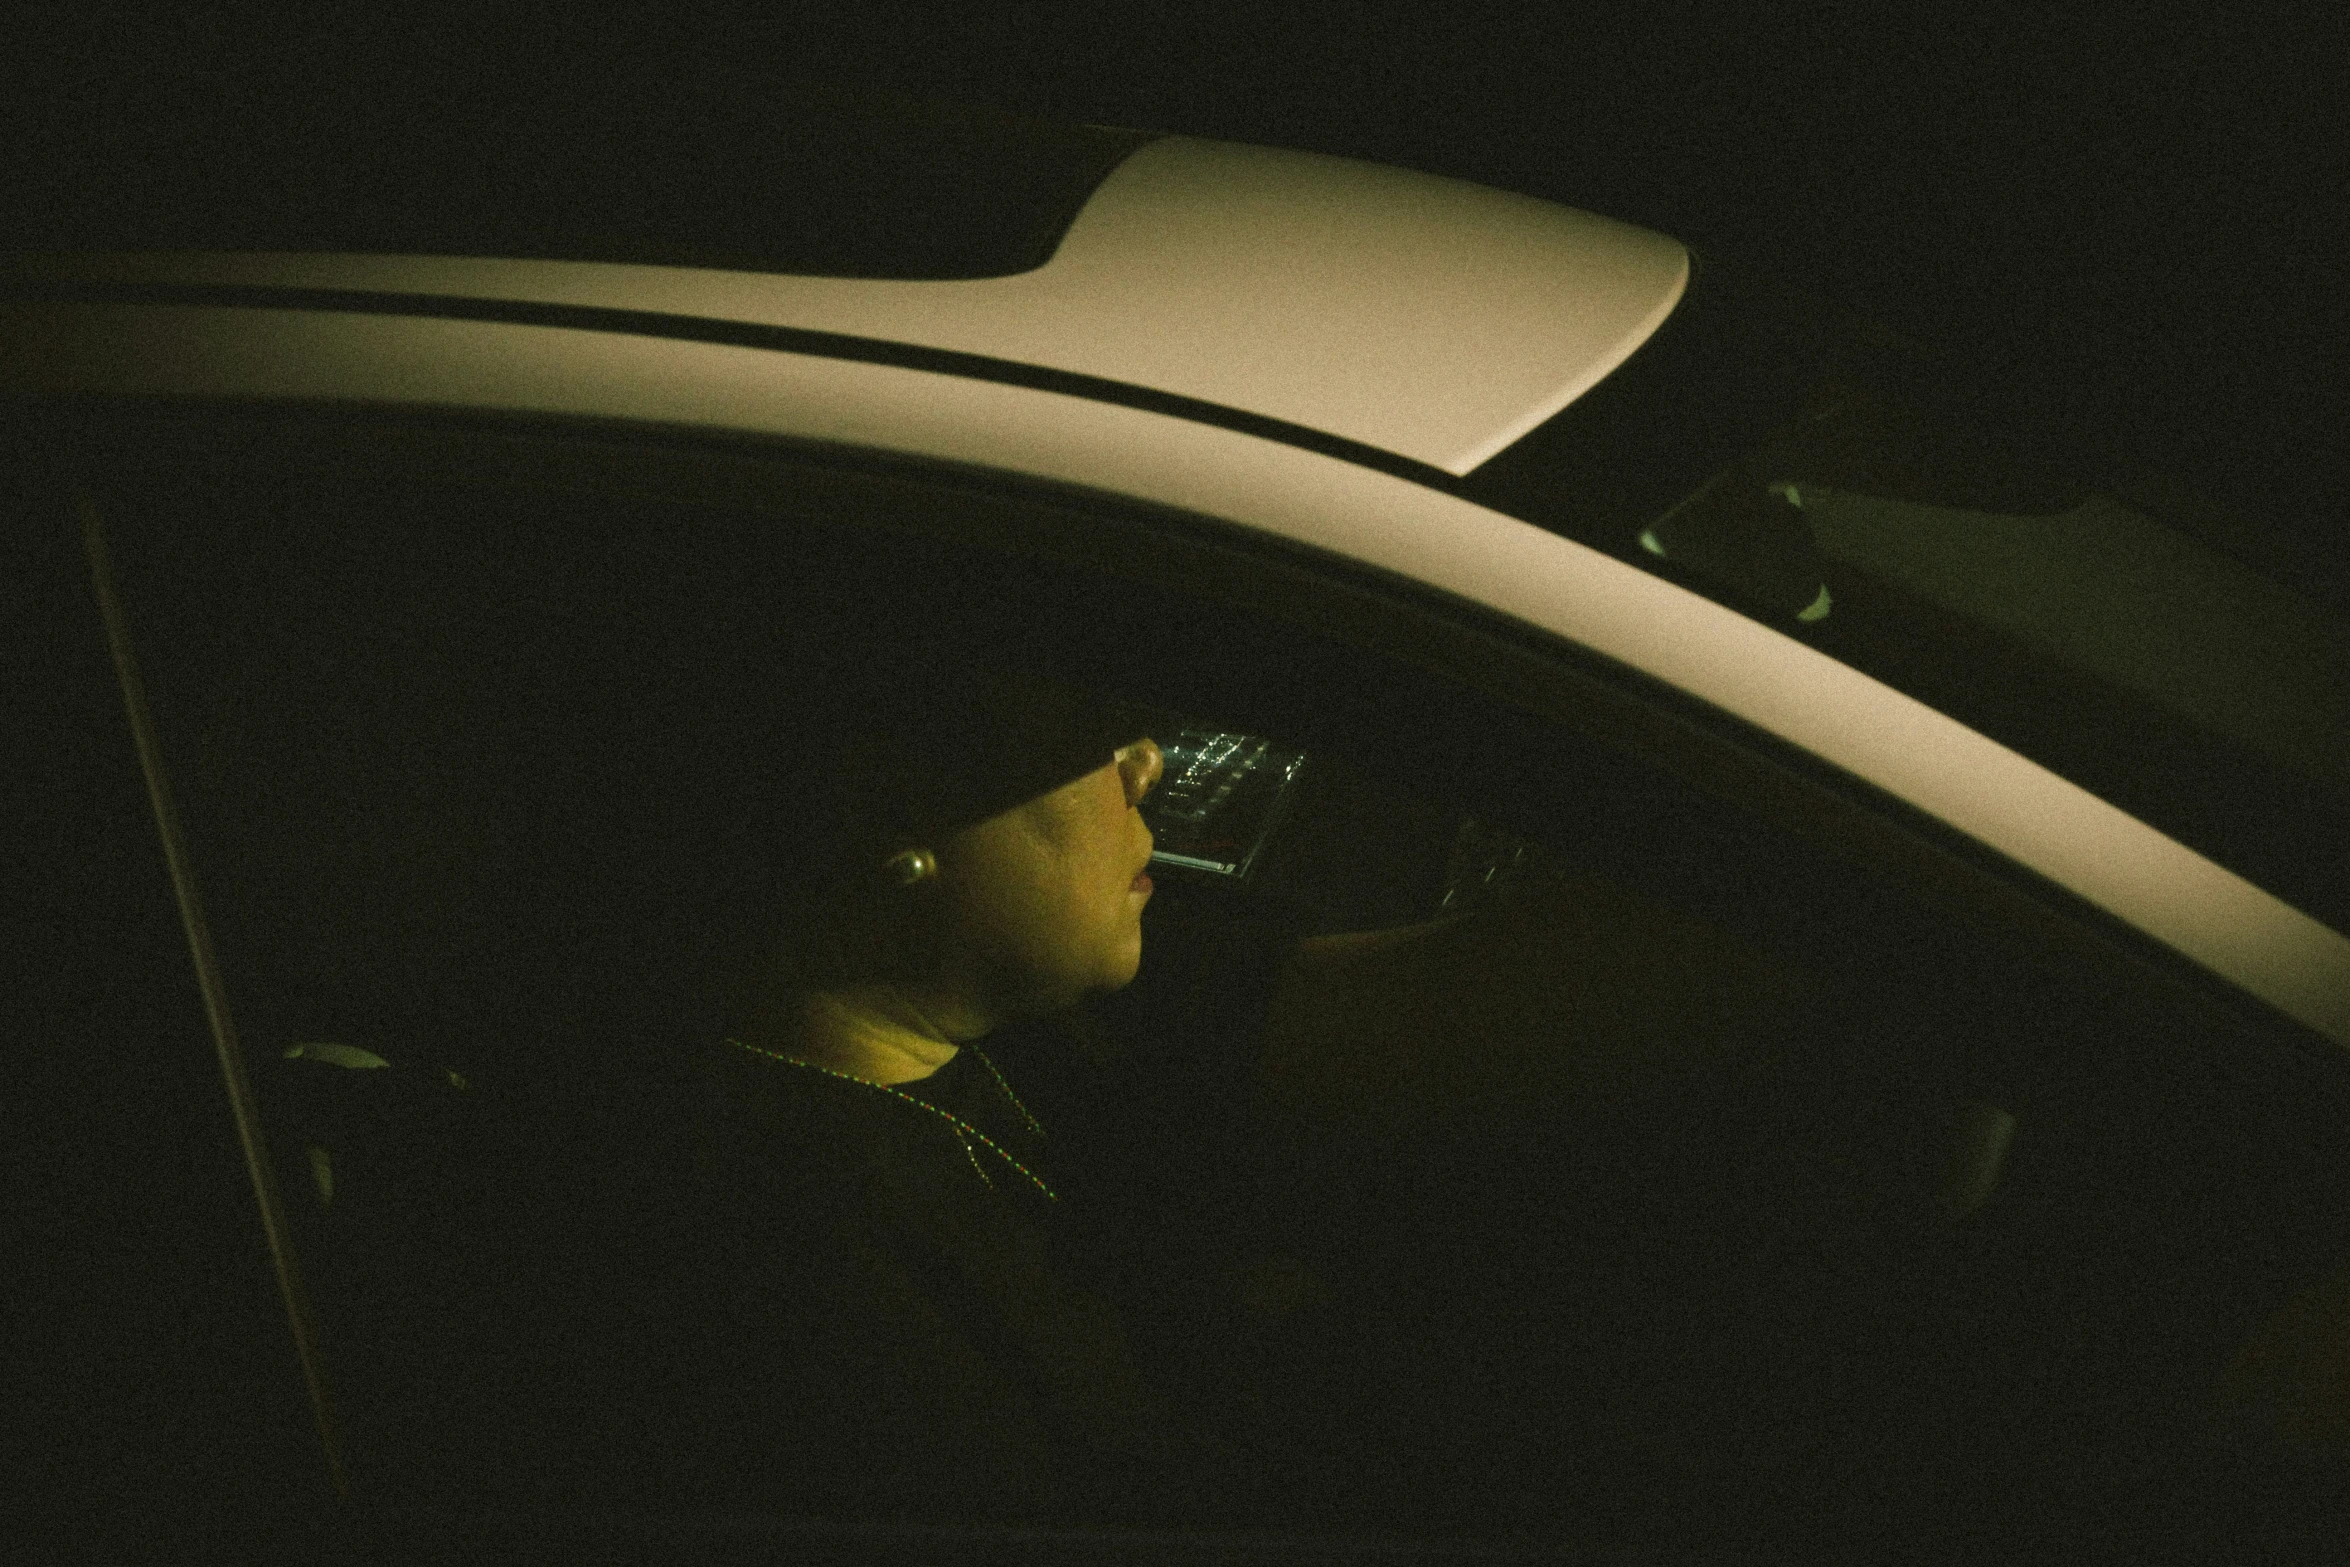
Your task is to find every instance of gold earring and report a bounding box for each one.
[883,848,937,886]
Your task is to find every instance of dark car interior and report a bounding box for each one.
[239,733,2350,1549]
[17,405,2350,1558]
[245,693,2350,1549]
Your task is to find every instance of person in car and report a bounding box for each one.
[685,643,1291,1525]
[680,628,1835,1529]
[681,632,1475,1520]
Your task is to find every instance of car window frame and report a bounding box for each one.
[34,392,2350,1554]
[11,284,2345,1053]
[36,394,2335,1074]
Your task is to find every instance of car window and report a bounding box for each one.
[66,408,2350,1551]
[3,421,355,1553]
[1463,256,2350,939]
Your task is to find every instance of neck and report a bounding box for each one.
[790,987,975,1086]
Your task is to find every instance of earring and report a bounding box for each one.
[883,848,937,886]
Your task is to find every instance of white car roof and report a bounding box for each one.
[22,135,1690,477]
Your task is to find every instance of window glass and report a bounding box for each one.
[1465,258,2350,936]
[87,421,2350,1548]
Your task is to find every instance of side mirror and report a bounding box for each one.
[1638,473,1834,625]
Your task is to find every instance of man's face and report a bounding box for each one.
[933,739,1163,1020]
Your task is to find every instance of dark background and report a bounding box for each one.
[11,2,2347,571]
[7,2,2346,1556]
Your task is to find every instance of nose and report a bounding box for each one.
[1118,737,1164,808]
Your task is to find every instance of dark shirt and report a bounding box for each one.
[678,889,1310,1528]
[886,1045,1062,1208]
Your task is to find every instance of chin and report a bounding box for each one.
[1003,929,1144,1015]
[1106,935,1144,991]
[1068,943,1144,1004]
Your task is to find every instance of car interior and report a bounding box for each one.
[39,405,2350,1550]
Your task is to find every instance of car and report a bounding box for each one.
[9,83,2350,1563]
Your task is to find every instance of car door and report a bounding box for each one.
[16,395,2350,1561]
[5,423,345,1560]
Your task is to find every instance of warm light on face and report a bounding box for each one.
[936,739,1162,1019]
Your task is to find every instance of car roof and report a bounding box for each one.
[10,133,1688,478]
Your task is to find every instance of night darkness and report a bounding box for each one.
[12,3,2346,591]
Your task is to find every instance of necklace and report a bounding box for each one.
[724,1036,1059,1202]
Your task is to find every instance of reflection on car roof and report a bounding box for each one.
[23,136,1688,477]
